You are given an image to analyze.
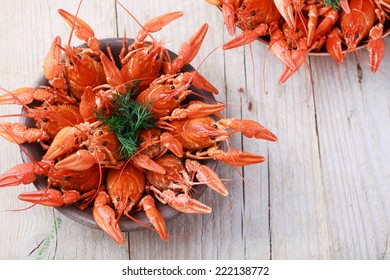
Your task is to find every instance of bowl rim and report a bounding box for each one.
[20,37,218,232]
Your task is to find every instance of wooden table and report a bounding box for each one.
[0,0,389,260]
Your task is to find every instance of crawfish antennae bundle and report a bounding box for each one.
[99,83,156,159]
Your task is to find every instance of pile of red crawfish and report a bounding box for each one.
[206,0,389,83]
[0,8,277,244]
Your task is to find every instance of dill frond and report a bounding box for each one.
[98,83,156,159]
[323,0,340,10]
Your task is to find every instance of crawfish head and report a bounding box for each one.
[169,116,231,150]
[86,125,122,162]
[106,164,145,214]
[63,46,106,100]
[29,104,84,139]
[145,154,191,191]
[236,0,281,29]
[136,74,192,120]
[138,127,164,158]
[120,42,165,90]
[48,164,103,193]
[340,0,376,49]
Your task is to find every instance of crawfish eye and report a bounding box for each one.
[116,197,120,202]
[155,55,160,60]
[212,124,218,129]
[102,141,107,146]
[171,85,175,90]
[174,95,178,100]
[147,50,151,55]
[127,198,131,203]
[355,33,359,39]
[42,117,48,123]
[210,135,215,140]
[140,137,146,143]
[345,34,349,39]
[102,105,107,111]
[63,176,70,181]
[241,5,246,10]
[251,11,256,16]
[98,130,104,136]
[173,180,178,184]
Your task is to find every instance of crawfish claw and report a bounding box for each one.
[58,9,100,53]
[165,23,209,74]
[132,154,166,175]
[153,188,211,214]
[55,150,96,171]
[0,162,49,188]
[0,87,54,105]
[185,159,228,196]
[223,24,268,50]
[139,195,167,240]
[93,191,125,244]
[0,122,49,144]
[218,118,277,141]
[209,148,265,166]
[18,189,81,207]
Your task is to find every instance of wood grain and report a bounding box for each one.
[0,0,389,260]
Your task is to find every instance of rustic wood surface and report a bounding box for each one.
[0,0,389,260]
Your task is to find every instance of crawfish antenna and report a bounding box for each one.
[186,44,220,88]
[115,0,156,42]
[67,0,84,46]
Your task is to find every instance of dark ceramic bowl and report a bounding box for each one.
[20,38,218,232]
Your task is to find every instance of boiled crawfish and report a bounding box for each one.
[93,163,167,243]
[162,113,277,166]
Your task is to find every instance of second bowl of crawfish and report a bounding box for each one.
[217,6,390,56]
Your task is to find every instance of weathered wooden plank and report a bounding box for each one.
[0,0,60,260]
[311,36,390,259]
[258,48,330,259]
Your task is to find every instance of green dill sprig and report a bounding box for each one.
[98,83,156,160]
[323,0,340,10]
